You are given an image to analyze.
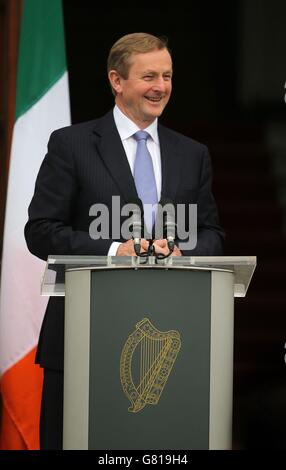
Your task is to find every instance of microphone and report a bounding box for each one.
[160,198,176,251]
[129,199,144,256]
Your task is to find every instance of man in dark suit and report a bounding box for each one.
[25,32,224,449]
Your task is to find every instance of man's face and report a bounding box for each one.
[110,48,173,128]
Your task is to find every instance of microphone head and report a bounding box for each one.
[158,197,176,240]
[128,198,144,240]
[159,197,173,207]
[128,198,144,214]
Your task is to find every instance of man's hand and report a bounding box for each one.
[152,239,182,256]
[116,239,182,256]
[116,239,149,256]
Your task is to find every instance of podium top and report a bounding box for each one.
[41,255,256,298]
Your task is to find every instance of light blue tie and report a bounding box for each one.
[133,130,158,235]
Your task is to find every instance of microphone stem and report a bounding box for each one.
[148,240,155,256]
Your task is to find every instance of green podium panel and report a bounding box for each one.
[89,269,211,450]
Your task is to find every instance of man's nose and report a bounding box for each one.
[152,76,167,91]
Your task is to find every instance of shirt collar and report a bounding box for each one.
[113,105,159,144]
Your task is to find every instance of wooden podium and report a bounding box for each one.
[42,256,256,450]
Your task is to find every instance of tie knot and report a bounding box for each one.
[133,130,149,142]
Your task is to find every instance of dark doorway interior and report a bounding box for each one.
[62,2,238,129]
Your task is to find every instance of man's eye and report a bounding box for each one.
[143,75,154,80]
[164,75,172,81]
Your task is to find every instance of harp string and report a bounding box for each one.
[138,336,169,396]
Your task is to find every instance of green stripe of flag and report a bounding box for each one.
[16,0,67,120]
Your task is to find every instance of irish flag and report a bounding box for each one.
[0,0,70,449]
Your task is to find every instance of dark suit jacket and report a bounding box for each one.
[25,110,224,370]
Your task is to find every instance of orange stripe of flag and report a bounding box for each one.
[0,346,43,450]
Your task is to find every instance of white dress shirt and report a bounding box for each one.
[108,105,162,255]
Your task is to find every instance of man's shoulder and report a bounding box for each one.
[50,110,113,140]
[158,124,208,153]
[51,119,93,138]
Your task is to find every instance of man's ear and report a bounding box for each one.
[108,70,123,94]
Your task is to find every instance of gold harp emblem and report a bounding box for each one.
[120,318,181,413]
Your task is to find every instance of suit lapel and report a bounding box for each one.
[92,111,138,203]
[159,124,183,202]
[92,112,183,205]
